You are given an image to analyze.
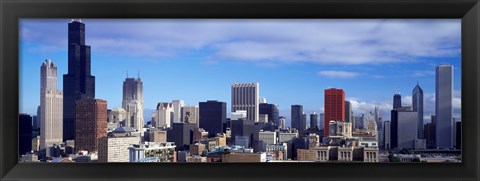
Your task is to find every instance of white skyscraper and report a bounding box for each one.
[231,82,259,122]
[435,64,454,148]
[122,76,144,131]
[172,100,185,124]
[40,59,63,150]
[154,102,173,128]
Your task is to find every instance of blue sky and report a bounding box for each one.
[20,19,462,126]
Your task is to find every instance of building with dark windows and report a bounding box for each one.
[324,88,345,136]
[259,103,279,125]
[19,114,33,155]
[199,100,226,137]
[310,112,318,129]
[345,101,353,123]
[424,115,436,148]
[455,121,461,150]
[391,107,417,149]
[75,99,107,152]
[169,123,197,151]
[393,93,402,110]
[63,20,96,141]
[412,83,424,139]
[291,105,304,131]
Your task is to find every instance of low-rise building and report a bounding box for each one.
[222,152,267,162]
[98,135,141,162]
[266,143,288,160]
[129,142,176,162]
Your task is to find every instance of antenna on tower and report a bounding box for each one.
[126,70,129,78]
[137,70,140,79]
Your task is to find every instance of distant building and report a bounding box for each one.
[231,82,259,122]
[393,94,402,110]
[231,110,247,120]
[75,99,108,152]
[129,142,176,162]
[181,106,199,127]
[435,64,454,148]
[383,121,391,149]
[291,105,304,131]
[259,103,279,124]
[149,130,167,143]
[259,114,269,123]
[32,136,40,152]
[412,83,424,139]
[345,101,353,123]
[279,116,286,129]
[172,100,185,124]
[266,143,288,160]
[154,102,173,128]
[190,143,206,156]
[324,88,345,136]
[319,113,325,130]
[310,112,318,129]
[199,100,226,137]
[278,132,298,143]
[297,146,379,162]
[19,114,33,155]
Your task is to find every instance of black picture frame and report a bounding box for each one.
[1,0,479,180]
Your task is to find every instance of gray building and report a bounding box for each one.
[384,121,391,150]
[231,82,259,122]
[396,110,418,149]
[310,112,318,129]
[435,65,454,149]
[291,105,304,131]
[345,101,353,123]
[122,76,144,131]
[320,113,325,130]
[412,83,424,139]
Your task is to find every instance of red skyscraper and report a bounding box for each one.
[324,88,345,136]
[75,99,107,152]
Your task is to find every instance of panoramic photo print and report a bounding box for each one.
[19,19,461,163]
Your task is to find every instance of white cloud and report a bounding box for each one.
[318,71,359,78]
[21,19,461,65]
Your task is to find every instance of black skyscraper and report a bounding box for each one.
[259,103,279,124]
[310,113,318,129]
[291,105,304,131]
[393,94,402,110]
[199,100,226,137]
[19,114,33,155]
[63,20,96,141]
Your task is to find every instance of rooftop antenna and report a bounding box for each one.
[137,70,140,79]
[126,70,129,78]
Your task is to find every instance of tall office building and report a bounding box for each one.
[63,20,96,141]
[324,88,345,136]
[259,103,279,124]
[199,100,226,137]
[40,59,63,150]
[412,83,424,139]
[291,105,304,131]
[36,106,41,130]
[393,93,402,110]
[345,101,353,123]
[154,102,173,128]
[310,112,318,129]
[231,82,259,122]
[19,114,33,155]
[172,100,185,124]
[122,76,144,131]
[75,99,107,152]
[435,65,454,149]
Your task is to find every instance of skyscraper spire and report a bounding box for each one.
[126,70,129,78]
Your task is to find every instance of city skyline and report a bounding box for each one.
[20,19,462,126]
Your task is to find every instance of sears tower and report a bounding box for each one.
[63,19,95,141]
